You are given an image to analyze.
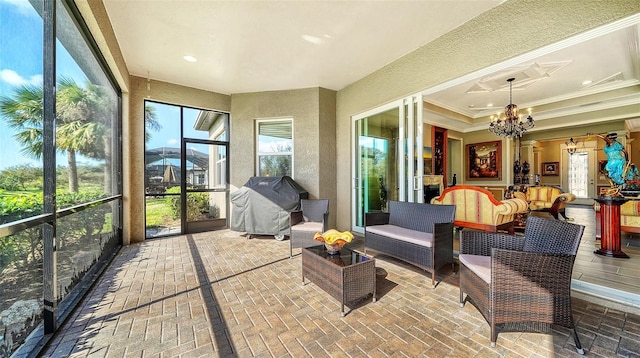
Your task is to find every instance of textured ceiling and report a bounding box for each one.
[103,0,503,94]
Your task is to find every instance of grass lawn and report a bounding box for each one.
[146,198,177,228]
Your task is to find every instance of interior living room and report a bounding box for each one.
[1,0,640,357]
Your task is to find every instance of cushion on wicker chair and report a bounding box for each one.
[291,221,324,233]
[458,254,491,283]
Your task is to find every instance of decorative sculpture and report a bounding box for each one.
[590,132,630,197]
[589,133,633,258]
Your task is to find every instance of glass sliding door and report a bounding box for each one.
[352,104,399,232]
[351,95,423,233]
[408,95,424,203]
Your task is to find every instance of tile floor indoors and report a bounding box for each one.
[40,205,640,357]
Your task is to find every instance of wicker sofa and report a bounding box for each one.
[364,200,455,287]
[431,185,528,234]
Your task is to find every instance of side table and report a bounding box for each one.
[302,245,376,316]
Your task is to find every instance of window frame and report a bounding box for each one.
[255,118,294,177]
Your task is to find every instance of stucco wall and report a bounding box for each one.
[318,88,338,226]
[229,87,337,208]
[335,0,640,230]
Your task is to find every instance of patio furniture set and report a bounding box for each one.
[294,196,587,354]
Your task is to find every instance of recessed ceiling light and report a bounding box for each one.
[581,80,592,86]
[487,103,493,107]
[183,55,197,62]
[302,34,323,45]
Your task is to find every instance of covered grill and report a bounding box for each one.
[230,176,308,240]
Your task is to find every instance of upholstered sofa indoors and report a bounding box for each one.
[524,186,576,220]
[594,200,640,239]
[431,185,528,234]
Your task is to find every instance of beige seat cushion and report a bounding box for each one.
[291,221,324,233]
[366,225,434,248]
[459,254,491,284]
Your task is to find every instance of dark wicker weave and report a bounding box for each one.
[364,201,455,287]
[301,246,376,316]
[289,199,329,258]
[459,215,586,354]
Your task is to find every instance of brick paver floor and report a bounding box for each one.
[41,229,640,357]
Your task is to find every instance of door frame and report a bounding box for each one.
[561,140,598,205]
[181,138,230,233]
[350,94,423,234]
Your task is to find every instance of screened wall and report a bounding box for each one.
[0,0,122,356]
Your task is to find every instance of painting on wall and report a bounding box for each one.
[465,140,502,181]
[423,147,432,175]
[542,162,559,176]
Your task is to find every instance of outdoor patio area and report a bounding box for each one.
[40,206,640,357]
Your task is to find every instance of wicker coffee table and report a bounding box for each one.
[302,245,376,316]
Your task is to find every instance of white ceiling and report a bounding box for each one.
[103,0,504,93]
[103,1,640,133]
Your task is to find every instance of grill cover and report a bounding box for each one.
[230,176,309,236]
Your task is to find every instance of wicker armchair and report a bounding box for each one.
[459,216,586,354]
[289,199,329,258]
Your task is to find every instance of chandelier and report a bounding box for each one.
[488,77,534,138]
[566,137,579,155]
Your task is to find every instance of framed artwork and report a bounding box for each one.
[598,160,607,175]
[465,140,501,181]
[542,162,559,176]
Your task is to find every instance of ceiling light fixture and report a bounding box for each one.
[488,78,534,139]
[566,137,579,155]
[183,55,197,62]
[301,34,323,45]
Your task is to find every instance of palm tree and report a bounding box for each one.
[0,78,108,193]
[0,84,45,161]
[145,105,160,143]
[2,78,162,195]
[56,77,108,193]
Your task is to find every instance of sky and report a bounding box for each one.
[0,0,45,170]
[0,0,110,171]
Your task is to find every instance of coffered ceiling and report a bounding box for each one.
[102,1,640,133]
[421,18,640,134]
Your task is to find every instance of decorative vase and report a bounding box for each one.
[324,241,345,255]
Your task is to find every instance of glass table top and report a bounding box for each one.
[305,245,371,267]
